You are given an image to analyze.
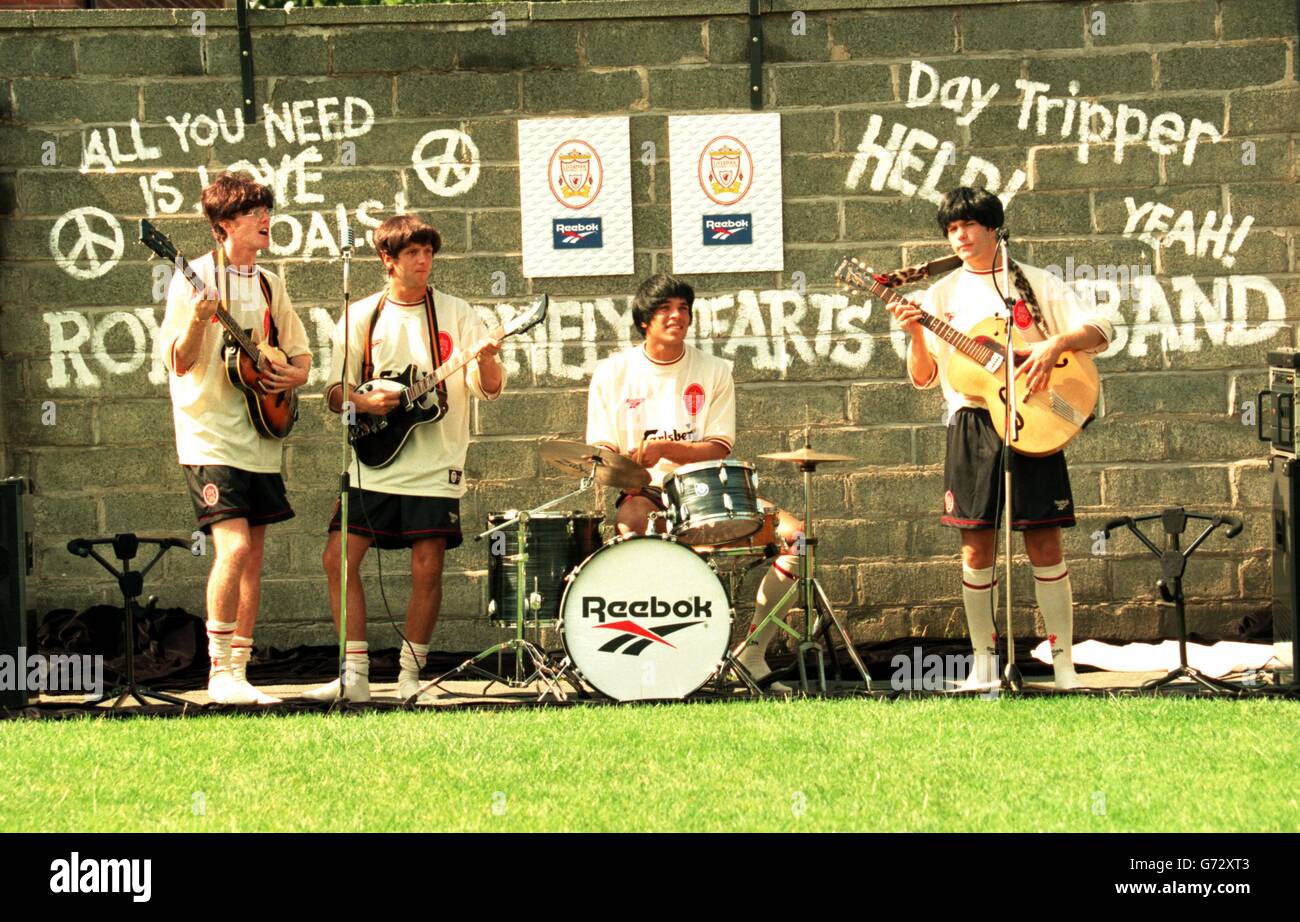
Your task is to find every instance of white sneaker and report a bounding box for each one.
[302,675,371,703]
[208,671,261,705]
[232,679,281,705]
[229,663,280,704]
[397,674,435,704]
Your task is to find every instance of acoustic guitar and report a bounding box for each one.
[140,220,298,439]
[834,256,1098,456]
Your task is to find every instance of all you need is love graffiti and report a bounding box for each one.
[40,59,1288,390]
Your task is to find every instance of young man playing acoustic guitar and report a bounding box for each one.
[306,214,506,703]
[159,172,312,705]
[887,187,1114,690]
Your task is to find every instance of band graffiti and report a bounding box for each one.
[152,173,1111,704]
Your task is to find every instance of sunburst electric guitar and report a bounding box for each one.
[834,256,1098,456]
[140,219,298,439]
[349,294,549,468]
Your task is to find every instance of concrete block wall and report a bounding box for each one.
[0,0,1296,651]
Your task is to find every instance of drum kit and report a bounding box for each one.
[413,434,871,703]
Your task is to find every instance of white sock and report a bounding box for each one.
[739,555,798,678]
[228,634,280,704]
[304,641,370,702]
[961,566,999,684]
[230,634,253,683]
[206,619,235,679]
[343,640,370,689]
[1033,562,1079,688]
[398,641,431,699]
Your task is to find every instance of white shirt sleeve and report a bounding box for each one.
[1038,268,1114,353]
[703,361,736,449]
[463,304,506,401]
[585,360,621,451]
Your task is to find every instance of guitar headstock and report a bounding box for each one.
[833,255,875,295]
[504,293,549,337]
[138,219,179,263]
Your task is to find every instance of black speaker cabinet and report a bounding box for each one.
[0,477,33,708]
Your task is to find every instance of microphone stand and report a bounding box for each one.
[996,229,1023,692]
[334,228,354,708]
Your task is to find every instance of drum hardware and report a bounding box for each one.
[732,434,872,694]
[411,468,603,704]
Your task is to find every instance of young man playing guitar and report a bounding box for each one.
[307,214,506,703]
[159,172,312,705]
[585,273,803,689]
[887,186,1114,689]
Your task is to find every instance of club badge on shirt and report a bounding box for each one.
[683,383,705,416]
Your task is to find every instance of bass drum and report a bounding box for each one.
[559,535,732,701]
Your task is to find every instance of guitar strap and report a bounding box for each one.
[212,247,278,346]
[361,286,445,390]
[1008,259,1049,339]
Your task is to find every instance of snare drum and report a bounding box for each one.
[696,508,779,556]
[662,460,763,546]
[559,535,732,700]
[486,511,603,625]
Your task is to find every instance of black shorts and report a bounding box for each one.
[615,486,666,510]
[941,408,1075,531]
[183,465,294,532]
[328,488,463,550]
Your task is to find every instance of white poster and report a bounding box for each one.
[668,113,784,274]
[517,116,634,278]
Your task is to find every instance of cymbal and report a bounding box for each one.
[758,447,857,465]
[539,439,651,490]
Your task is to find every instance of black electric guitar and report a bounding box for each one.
[139,219,298,439]
[349,294,549,468]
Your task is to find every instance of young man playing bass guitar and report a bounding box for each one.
[307,214,506,703]
[887,187,1114,689]
[159,172,312,705]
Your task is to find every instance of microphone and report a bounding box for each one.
[341,225,354,297]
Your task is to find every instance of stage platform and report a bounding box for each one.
[12,667,1288,719]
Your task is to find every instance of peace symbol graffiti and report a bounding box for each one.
[50,206,124,280]
[411,129,481,198]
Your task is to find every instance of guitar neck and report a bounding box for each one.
[854,274,998,367]
[403,325,505,402]
[174,254,262,365]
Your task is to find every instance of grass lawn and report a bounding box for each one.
[1,696,1295,832]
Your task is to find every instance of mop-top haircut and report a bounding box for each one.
[374,214,443,274]
[936,186,1004,235]
[630,273,695,339]
[201,172,274,243]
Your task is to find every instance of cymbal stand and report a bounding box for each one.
[411,470,598,704]
[732,433,872,694]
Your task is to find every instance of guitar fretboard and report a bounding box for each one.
[402,325,506,403]
[837,263,997,368]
